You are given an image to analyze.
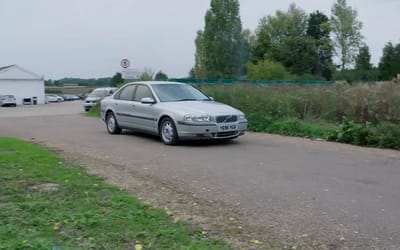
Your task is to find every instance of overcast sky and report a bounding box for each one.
[1,0,399,79]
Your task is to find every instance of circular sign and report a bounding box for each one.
[120,59,130,68]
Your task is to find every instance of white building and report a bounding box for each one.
[0,65,45,105]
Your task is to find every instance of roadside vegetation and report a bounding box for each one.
[200,82,400,149]
[0,137,230,249]
[86,104,100,117]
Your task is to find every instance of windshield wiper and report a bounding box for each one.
[176,98,198,101]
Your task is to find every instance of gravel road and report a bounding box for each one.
[1,102,400,249]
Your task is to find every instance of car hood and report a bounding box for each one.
[158,101,242,115]
[85,96,102,101]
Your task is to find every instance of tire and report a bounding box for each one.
[159,117,179,145]
[106,112,122,134]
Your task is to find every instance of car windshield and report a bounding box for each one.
[88,89,109,98]
[151,84,210,102]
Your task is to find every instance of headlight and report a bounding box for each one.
[184,114,212,122]
[238,114,246,120]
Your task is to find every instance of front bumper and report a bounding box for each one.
[176,121,248,140]
[83,101,97,110]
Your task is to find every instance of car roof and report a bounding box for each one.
[125,81,184,86]
[93,87,117,90]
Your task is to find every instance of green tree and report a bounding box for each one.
[247,60,290,80]
[111,72,123,87]
[44,79,54,86]
[188,68,195,78]
[355,45,372,71]
[154,71,168,81]
[140,68,154,81]
[253,4,314,76]
[331,0,363,69]
[379,42,400,80]
[202,0,245,78]
[307,11,334,79]
[194,30,206,79]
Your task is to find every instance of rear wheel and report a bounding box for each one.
[106,112,122,134]
[160,117,178,145]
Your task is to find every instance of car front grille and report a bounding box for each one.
[213,131,239,138]
[216,115,238,123]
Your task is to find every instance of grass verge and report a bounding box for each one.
[0,137,230,250]
[86,104,100,117]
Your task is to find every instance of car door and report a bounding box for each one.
[130,84,157,133]
[113,84,137,128]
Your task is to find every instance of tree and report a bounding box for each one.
[307,11,334,79]
[154,71,168,81]
[140,68,154,81]
[253,4,314,76]
[379,42,400,80]
[331,0,363,69]
[202,0,245,78]
[241,29,256,76]
[111,72,123,87]
[354,45,378,82]
[188,68,195,78]
[355,45,372,71]
[194,30,206,79]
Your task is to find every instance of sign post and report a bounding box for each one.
[120,58,140,80]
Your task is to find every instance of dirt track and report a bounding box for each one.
[1,102,400,249]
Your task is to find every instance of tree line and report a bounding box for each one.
[45,70,169,87]
[193,0,400,82]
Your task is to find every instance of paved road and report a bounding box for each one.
[1,102,400,249]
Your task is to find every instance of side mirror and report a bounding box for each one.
[141,97,156,104]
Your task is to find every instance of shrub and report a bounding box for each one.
[247,60,291,80]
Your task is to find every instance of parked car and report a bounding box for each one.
[100,81,248,145]
[84,87,116,112]
[62,94,80,101]
[0,94,17,107]
[46,94,64,103]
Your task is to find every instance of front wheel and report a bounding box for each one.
[106,112,122,134]
[160,117,179,145]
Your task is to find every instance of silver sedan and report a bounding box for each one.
[100,81,247,145]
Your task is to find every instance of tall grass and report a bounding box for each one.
[199,82,400,149]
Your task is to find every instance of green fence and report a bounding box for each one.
[168,78,333,85]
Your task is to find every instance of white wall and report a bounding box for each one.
[0,80,45,105]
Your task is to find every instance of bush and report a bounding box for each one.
[327,120,400,149]
[247,60,291,80]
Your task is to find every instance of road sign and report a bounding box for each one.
[120,59,130,69]
[122,68,141,80]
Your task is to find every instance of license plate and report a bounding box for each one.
[218,123,237,132]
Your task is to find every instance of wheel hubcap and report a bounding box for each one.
[162,121,174,142]
[108,116,115,131]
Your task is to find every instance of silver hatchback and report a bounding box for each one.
[100,81,247,145]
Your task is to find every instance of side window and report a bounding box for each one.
[134,85,153,102]
[117,85,136,101]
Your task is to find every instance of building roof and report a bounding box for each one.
[0,64,43,80]
[0,65,15,72]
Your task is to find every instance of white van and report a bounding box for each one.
[83,87,116,112]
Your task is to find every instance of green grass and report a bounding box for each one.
[86,104,100,117]
[0,137,230,250]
